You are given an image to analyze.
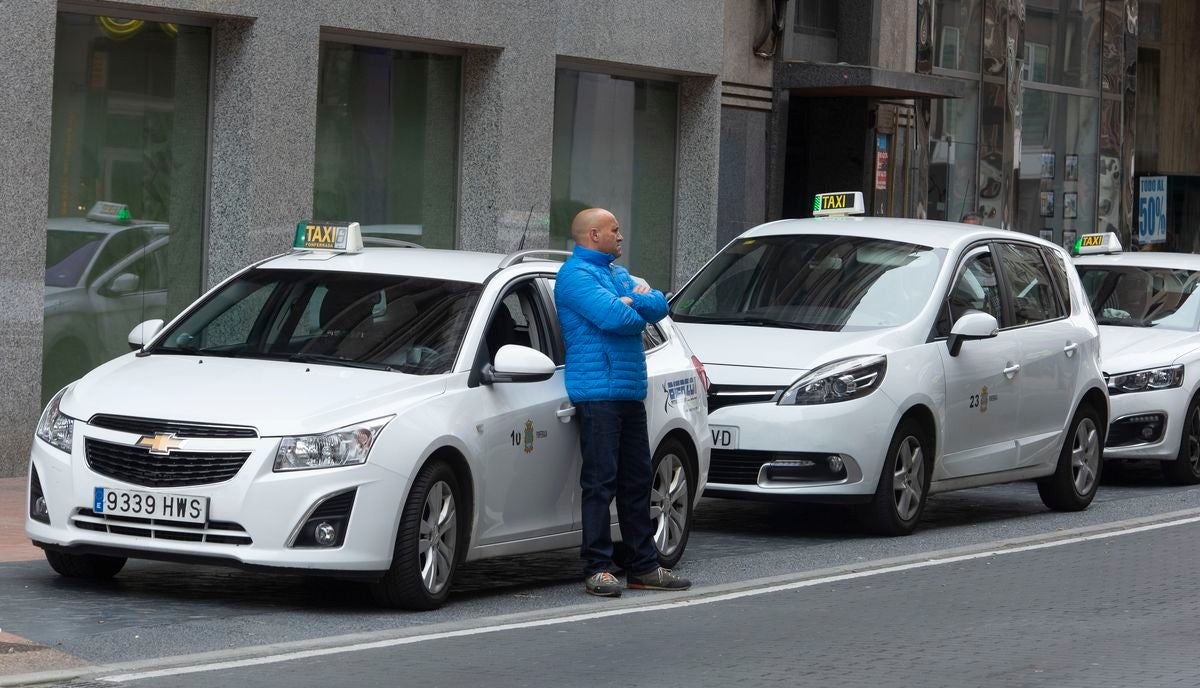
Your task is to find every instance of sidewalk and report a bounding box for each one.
[0,477,40,562]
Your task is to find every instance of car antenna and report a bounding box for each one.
[516,204,535,251]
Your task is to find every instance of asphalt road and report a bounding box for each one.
[4,462,1200,687]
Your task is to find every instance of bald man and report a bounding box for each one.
[554,208,691,597]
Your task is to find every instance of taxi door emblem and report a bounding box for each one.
[523,420,535,454]
[137,433,185,455]
[980,386,989,413]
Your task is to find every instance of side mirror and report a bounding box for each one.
[109,273,140,295]
[128,319,164,351]
[947,311,999,357]
[480,345,556,384]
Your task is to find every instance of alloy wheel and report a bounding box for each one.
[650,453,689,558]
[1071,417,1101,495]
[418,480,457,595]
[1188,406,1200,473]
[892,436,925,521]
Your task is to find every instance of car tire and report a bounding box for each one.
[369,460,462,611]
[649,438,694,569]
[44,550,126,579]
[1162,395,1200,485]
[860,418,931,536]
[1038,404,1103,511]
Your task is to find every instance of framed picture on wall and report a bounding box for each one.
[1064,192,1078,219]
[1065,154,1079,181]
[1041,153,1056,179]
[1063,230,1077,251]
[1039,190,1055,217]
[1039,228,1054,242]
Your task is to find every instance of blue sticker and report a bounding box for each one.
[94,487,104,512]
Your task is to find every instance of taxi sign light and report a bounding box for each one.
[86,201,132,225]
[1072,232,1122,256]
[812,192,865,217]
[293,221,363,254]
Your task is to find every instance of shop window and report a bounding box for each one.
[313,42,461,250]
[550,69,678,291]
[44,13,210,402]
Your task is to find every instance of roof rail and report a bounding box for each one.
[363,237,423,249]
[498,249,572,269]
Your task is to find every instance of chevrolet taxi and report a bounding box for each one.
[27,222,710,609]
[1073,233,1200,484]
[669,192,1108,535]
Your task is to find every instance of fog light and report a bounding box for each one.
[1141,426,1157,440]
[314,521,337,547]
[827,455,844,473]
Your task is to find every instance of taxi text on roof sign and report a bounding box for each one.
[1072,232,1122,256]
[812,191,865,218]
[293,221,363,254]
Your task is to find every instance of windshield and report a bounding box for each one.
[45,230,108,287]
[150,268,483,374]
[671,235,943,332]
[1078,265,1200,331]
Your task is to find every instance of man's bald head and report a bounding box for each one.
[571,208,623,257]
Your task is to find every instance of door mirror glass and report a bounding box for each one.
[948,311,999,357]
[128,319,164,351]
[483,344,556,384]
[109,272,140,295]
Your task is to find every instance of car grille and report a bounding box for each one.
[706,385,784,413]
[86,439,251,488]
[89,414,258,439]
[709,449,770,485]
[71,508,252,545]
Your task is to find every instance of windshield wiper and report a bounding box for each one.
[288,352,397,371]
[1096,318,1145,327]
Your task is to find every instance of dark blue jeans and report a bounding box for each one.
[577,400,659,577]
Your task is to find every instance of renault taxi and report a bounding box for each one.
[669,192,1108,535]
[27,221,710,610]
[1073,233,1200,484]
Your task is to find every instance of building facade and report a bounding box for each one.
[1,0,726,477]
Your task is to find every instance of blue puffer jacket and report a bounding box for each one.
[554,246,669,403]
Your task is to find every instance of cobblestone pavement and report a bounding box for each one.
[2,462,1199,685]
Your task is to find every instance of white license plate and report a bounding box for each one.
[710,425,739,449]
[93,487,208,524]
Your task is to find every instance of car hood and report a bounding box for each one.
[674,322,908,384]
[61,354,448,437]
[1099,325,1200,375]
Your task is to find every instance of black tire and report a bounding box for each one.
[369,460,463,610]
[860,418,931,536]
[1038,404,1104,511]
[44,549,125,579]
[1163,395,1200,485]
[649,438,695,569]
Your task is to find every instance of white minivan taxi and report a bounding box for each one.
[668,193,1108,535]
[1073,234,1200,484]
[27,222,710,610]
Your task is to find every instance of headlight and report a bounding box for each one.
[36,387,75,454]
[273,417,393,472]
[1107,365,1184,395]
[779,355,887,406]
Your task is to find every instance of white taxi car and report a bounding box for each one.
[669,192,1108,535]
[27,222,710,610]
[1073,234,1200,484]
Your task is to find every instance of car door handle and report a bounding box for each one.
[1063,342,1078,357]
[1003,363,1021,378]
[556,405,576,422]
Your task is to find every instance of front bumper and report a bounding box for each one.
[25,423,407,573]
[702,390,897,502]
[1104,386,1190,460]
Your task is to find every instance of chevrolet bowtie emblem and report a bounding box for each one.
[136,433,185,455]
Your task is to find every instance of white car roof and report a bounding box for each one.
[258,247,553,284]
[47,217,166,234]
[1073,251,1200,271]
[741,217,1058,253]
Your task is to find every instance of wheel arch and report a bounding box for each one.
[402,442,476,561]
[899,403,938,466]
[660,427,699,484]
[1079,386,1109,442]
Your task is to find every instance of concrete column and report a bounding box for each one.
[673,76,721,289]
[0,0,56,476]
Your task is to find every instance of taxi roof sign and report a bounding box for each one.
[293,221,363,254]
[1072,232,1122,256]
[812,191,865,217]
[86,201,132,225]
